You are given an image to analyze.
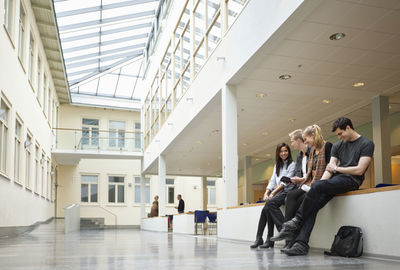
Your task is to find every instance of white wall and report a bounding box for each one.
[218,189,400,258]
[0,0,58,227]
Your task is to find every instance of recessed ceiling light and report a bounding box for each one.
[256,93,266,98]
[329,32,346,41]
[279,74,291,80]
[353,82,365,88]
[243,143,248,146]
[288,118,296,123]
[262,132,269,136]
[322,99,332,104]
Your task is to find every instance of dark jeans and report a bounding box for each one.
[284,188,306,222]
[294,174,359,245]
[255,190,287,239]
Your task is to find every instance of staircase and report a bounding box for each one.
[80,218,105,229]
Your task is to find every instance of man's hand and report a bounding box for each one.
[291,176,304,184]
[326,163,337,173]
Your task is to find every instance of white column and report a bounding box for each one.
[243,156,253,204]
[158,155,167,216]
[372,95,392,184]
[201,176,207,210]
[222,84,238,208]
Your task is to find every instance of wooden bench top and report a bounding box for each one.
[218,185,400,210]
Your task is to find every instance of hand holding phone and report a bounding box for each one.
[280,176,292,184]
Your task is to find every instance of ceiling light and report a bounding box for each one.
[279,74,291,80]
[256,93,266,98]
[353,82,365,88]
[329,32,346,41]
[262,132,269,136]
[322,99,332,104]
[288,118,296,123]
[243,143,248,146]
[255,158,259,161]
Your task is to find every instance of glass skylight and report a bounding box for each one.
[54,0,159,107]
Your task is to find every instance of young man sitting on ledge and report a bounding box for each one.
[271,117,374,256]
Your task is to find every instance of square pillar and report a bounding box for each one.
[243,156,253,204]
[222,84,238,208]
[158,155,167,216]
[201,176,207,210]
[372,95,392,184]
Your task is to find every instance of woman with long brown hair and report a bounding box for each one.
[250,142,295,249]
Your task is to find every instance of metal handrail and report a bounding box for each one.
[53,127,142,134]
[80,204,117,226]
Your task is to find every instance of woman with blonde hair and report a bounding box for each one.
[271,124,332,251]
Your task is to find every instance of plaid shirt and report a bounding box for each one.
[303,142,332,186]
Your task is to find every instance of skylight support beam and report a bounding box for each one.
[56,0,158,18]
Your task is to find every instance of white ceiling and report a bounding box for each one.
[144,0,400,176]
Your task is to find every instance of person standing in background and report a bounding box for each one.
[175,194,185,213]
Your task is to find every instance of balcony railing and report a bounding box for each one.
[54,128,142,153]
[143,0,249,149]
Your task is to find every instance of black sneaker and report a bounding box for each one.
[250,238,263,249]
[270,229,296,242]
[283,217,301,231]
[259,238,274,249]
[283,242,309,256]
[280,240,295,253]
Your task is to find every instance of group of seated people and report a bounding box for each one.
[250,117,374,256]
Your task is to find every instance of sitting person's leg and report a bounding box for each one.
[271,189,305,242]
[286,174,359,230]
[259,191,287,248]
[284,188,305,222]
[250,202,269,248]
[283,193,332,255]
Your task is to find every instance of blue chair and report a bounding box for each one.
[375,183,397,188]
[207,212,217,235]
[194,210,209,235]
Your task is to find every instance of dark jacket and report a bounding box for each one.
[294,147,310,178]
[178,199,185,213]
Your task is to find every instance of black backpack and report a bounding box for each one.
[324,226,363,257]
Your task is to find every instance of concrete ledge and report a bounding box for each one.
[217,188,400,258]
[141,216,168,232]
[173,213,195,234]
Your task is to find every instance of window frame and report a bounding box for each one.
[0,96,10,175]
[133,176,150,204]
[108,120,125,149]
[108,175,125,204]
[81,174,99,204]
[207,180,216,206]
[81,118,99,148]
[14,116,22,183]
[17,2,26,66]
[24,131,33,189]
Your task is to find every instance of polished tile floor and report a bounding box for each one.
[0,220,398,270]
